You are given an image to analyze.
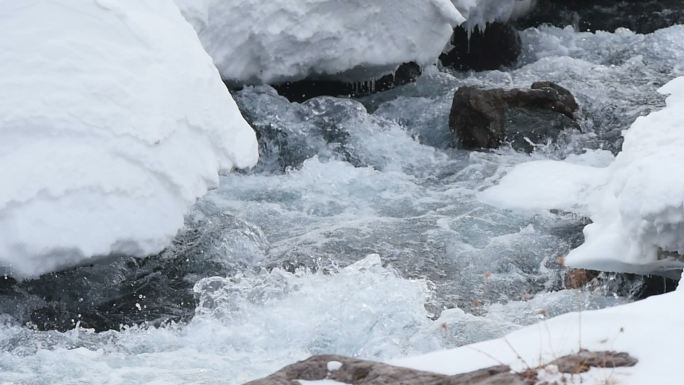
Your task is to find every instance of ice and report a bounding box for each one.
[0,0,258,278]
[177,0,464,84]
[453,0,536,31]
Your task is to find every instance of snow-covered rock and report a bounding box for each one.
[481,77,684,275]
[176,0,465,84]
[0,0,258,278]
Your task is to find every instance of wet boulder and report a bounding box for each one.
[440,22,521,71]
[449,81,580,152]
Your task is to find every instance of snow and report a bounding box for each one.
[327,361,343,371]
[392,272,684,385]
[298,381,349,385]
[176,0,465,84]
[481,77,684,275]
[0,0,258,278]
[453,0,537,31]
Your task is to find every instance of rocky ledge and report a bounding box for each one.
[246,350,637,385]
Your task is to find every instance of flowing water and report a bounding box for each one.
[2,25,684,384]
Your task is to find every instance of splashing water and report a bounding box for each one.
[2,25,684,384]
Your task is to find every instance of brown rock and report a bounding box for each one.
[244,355,530,385]
[548,350,638,374]
[564,269,600,289]
[245,350,637,385]
[449,82,580,152]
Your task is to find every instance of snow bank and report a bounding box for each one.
[176,0,464,84]
[453,0,537,31]
[392,273,684,384]
[0,0,258,278]
[481,77,684,274]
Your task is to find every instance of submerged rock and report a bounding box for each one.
[517,0,684,34]
[449,81,579,152]
[563,268,679,300]
[440,22,521,71]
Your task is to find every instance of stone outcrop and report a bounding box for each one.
[441,23,521,71]
[449,81,580,152]
[245,351,638,385]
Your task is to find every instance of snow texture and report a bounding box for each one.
[482,77,684,274]
[453,0,537,31]
[176,0,465,84]
[0,0,258,278]
[393,272,684,385]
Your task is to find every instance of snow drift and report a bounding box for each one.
[176,0,465,84]
[482,77,684,274]
[0,0,258,278]
[393,271,684,385]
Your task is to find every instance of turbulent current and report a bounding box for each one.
[2,25,684,384]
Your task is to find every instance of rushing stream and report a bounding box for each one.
[2,25,684,384]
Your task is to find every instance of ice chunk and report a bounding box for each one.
[176,0,464,84]
[0,0,258,278]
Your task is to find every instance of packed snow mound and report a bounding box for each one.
[0,0,258,278]
[453,0,536,31]
[481,77,684,274]
[176,0,465,84]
